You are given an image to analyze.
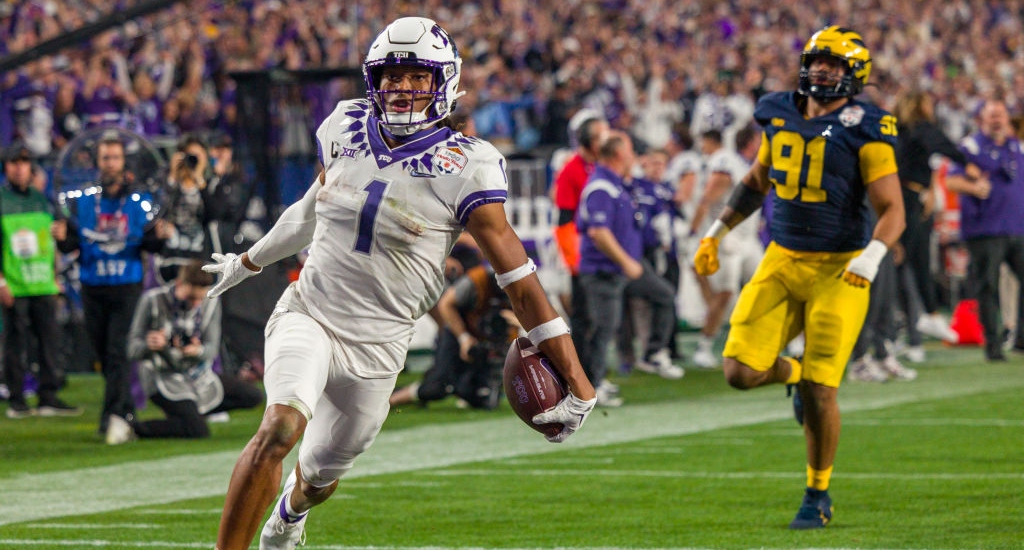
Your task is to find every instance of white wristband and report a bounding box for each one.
[860,239,888,265]
[703,219,730,240]
[495,258,537,289]
[527,317,570,346]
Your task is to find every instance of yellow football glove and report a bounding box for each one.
[693,237,721,276]
[841,269,870,288]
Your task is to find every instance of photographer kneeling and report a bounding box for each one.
[109,261,263,443]
[391,265,519,410]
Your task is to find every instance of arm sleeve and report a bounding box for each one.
[246,179,319,267]
[756,131,771,165]
[859,142,899,184]
[922,123,967,166]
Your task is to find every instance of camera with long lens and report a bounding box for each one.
[183,153,200,170]
[465,296,514,410]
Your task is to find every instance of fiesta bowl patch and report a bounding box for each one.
[435,147,468,175]
[838,105,864,127]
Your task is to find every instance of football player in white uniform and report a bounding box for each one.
[688,127,764,368]
[204,18,596,550]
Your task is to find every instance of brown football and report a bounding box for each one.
[503,336,568,438]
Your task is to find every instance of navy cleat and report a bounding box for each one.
[787,384,803,426]
[789,488,833,529]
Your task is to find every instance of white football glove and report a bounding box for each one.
[202,253,261,297]
[532,393,597,443]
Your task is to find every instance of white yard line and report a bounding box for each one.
[19,523,162,529]
[428,468,1024,481]
[0,543,918,550]
[1,367,1021,528]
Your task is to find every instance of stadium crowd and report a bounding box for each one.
[2,1,1024,418]
[3,0,1024,158]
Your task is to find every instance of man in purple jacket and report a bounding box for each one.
[577,132,682,408]
[946,97,1024,361]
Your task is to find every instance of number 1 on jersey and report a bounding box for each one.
[355,179,389,254]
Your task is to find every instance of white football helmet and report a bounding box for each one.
[363,17,463,135]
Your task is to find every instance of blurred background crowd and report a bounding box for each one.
[3,0,1024,422]
[3,0,1024,162]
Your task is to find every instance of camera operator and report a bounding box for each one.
[157,134,211,284]
[112,260,263,443]
[54,133,173,437]
[391,265,520,410]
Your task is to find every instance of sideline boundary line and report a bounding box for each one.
[1,364,1021,527]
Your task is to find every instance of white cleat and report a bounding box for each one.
[692,348,719,369]
[105,415,136,445]
[916,313,958,344]
[879,355,918,381]
[635,349,685,380]
[595,379,623,408]
[846,355,890,383]
[904,345,926,364]
[260,476,308,549]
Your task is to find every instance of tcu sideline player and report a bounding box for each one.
[204,18,596,550]
[687,127,764,368]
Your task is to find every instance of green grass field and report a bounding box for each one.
[2,342,1023,549]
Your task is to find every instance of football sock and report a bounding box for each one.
[697,335,714,351]
[783,356,802,385]
[807,464,833,491]
[279,489,307,523]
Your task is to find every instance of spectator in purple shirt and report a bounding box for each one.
[80,47,135,128]
[946,97,1024,361]
[577,131,682,408]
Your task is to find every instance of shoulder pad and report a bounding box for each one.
[753,92,795,126]
[839,101,897,146]
[441,134,505,165]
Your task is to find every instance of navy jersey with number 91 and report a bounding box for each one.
[754,91,898,252]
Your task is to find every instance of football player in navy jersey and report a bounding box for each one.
[693,26,905,529]
[203,18,595,550]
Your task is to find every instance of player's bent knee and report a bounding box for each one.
[251,404,307,460]
[722,358,758,390]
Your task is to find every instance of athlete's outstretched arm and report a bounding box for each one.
[203,172,323,297]
[244,171,323,267]
[692,159,769,276]
[466,202,593,398]
[467,201,596,442]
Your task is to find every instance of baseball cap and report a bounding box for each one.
[3,141,32,163]
[209,132,233,149]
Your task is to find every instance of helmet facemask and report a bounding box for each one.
[798,52,862,101]
[362,18,464,136]
[365,58,459,135]
[797,26,871,101]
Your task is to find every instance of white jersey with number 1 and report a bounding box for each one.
[299,99,508,347]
